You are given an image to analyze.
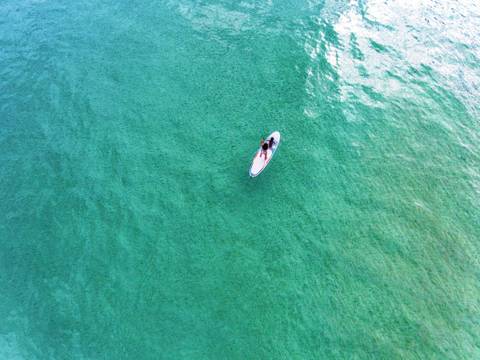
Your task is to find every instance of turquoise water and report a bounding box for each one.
[1,0,480,358]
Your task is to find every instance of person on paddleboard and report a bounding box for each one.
[268,137,276,149]
[260,139,269,160]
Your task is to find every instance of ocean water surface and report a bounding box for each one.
[1,0,480,358]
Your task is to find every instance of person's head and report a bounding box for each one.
[262,143,268,150]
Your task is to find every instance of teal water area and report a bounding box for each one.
[1,0,480,358]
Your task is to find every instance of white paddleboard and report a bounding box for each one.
[249,131,281,177]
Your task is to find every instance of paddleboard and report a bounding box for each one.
[249,131,281,177]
